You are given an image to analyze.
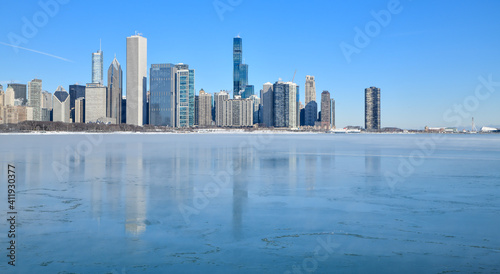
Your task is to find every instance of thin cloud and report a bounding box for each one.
[0,41,73,63]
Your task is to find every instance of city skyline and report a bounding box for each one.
[1,1,500,129]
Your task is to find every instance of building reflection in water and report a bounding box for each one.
[125,142,147,235]
[232,142,252,240]
[364,148,382,190]
[304,147,318,192]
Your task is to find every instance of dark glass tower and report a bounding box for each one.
[365,87,381,131]
[233,36,250,98]
[233,37,242,97]
[149,63,176,127]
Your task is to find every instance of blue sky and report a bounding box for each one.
[1,0,500,129]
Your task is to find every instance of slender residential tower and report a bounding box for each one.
[126,34,147,126]
[107,57,123,124]
[305,76,317,126]
[365,86,381,131]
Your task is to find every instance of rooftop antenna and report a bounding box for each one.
[291,69,297,82]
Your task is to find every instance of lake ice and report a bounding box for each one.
[0,133,499,273]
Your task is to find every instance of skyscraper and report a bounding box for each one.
[175,66,190,128]
[321,91,331,129]
[248,94,260,124]
[305,76,317,126]
[198,89,213,127]
[273,81,297,128]
[4,87,15,107]
[262,82,274,127]
[7,83,27,105]
[41,90,52,109]
[53,86,70,123]
[365,87,381,131]
[305,76,316,106]
[126,34,147,126]
[92,46,103,85]
[85,83,107,123]
[75,97,85,123]
[28,79,42,121]
[107,57,123,124]
[330,98,335,129]
[221,96,253,127]
[214,91,229,126]
[69,84,85,123]
[150,63,175,126]
[233,36,250,98]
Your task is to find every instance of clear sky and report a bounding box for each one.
[1,0,500,129]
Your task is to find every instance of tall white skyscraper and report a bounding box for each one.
[92,44,103,85]
[126,34,147,126]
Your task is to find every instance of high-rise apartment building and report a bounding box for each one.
[222,96,253,127]
[53,86,70,123]
[198,89,213,127]
[107,57,123,124]
[28,79,42,121]
[330,98,335,129]
[304,75,317,126]
[248,94,260,124]
[365,86,381,131]
[273,81,297,128]
[214,91,229,126]
[321,90,331,128]
[262,82,274,127]
[92,47,103,85]
[126,34,147,126]
[85,83,107,123]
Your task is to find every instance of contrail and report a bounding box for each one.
[0,41,73,63]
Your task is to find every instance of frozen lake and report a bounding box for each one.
[0,133,499,273]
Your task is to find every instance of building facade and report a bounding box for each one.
[53,86,70,123]
[126,34,147,126]
[85,83,107,123]
[28,79,42,121]
[7,83,27,105]
[222,96,253,127]
[92,49,103,85]
[262,82,274,127]
[149,63,175,126]
[321,90,331,128]
[365,86,381,131]
[304,75,317,126]
[198,89,212,127]
[107,57,123,124]
[214,91,229,126]
[75,98,85,123]
[233,36,250,98]
[273,81,297,128]
[330,98,335,129]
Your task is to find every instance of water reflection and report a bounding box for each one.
[125,142,147,235]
